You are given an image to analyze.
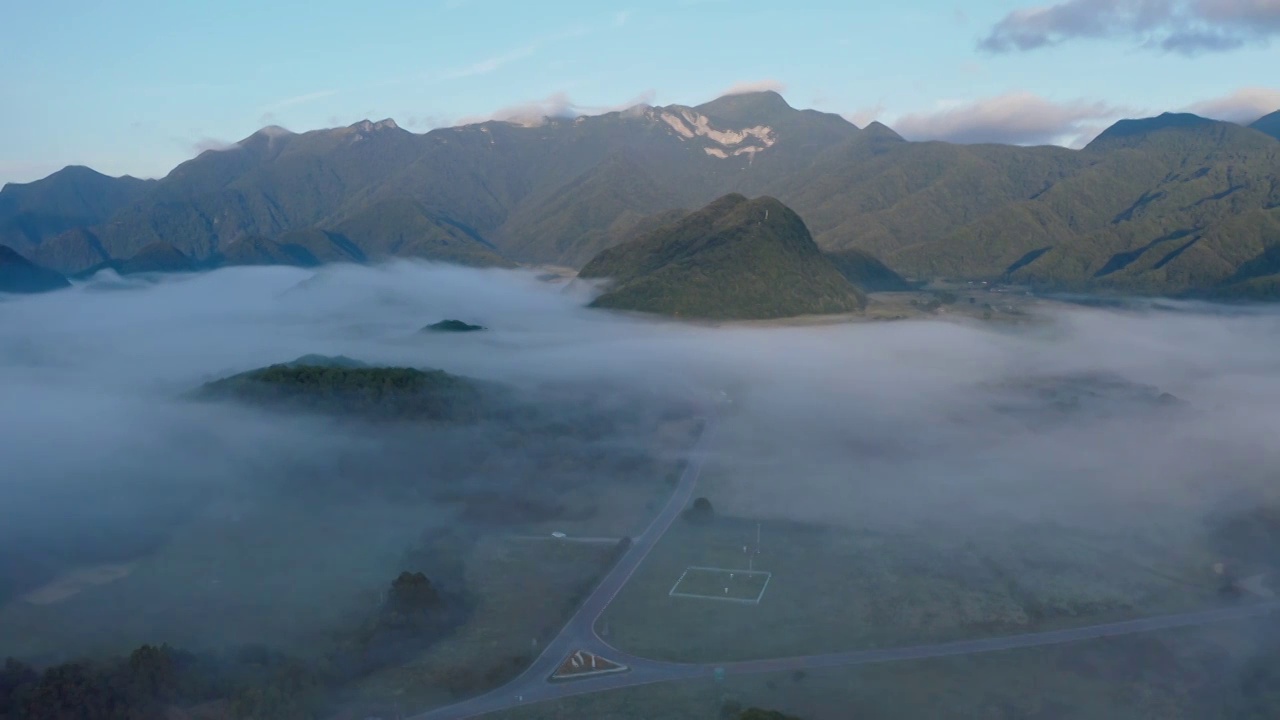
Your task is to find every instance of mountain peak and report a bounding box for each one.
[861,121,904,141]
[255,125,295,139]
[1085,112,1222,150]
[349,118,401,133]
[235,125,295,151]
[695,90,795,125]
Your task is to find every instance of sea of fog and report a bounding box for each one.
[3,261,1280,658]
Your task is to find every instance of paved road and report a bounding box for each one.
[408,416,717,720]
[409,416,1280,719]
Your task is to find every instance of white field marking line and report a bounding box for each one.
[668,569,692,597]
[669,566,772,604]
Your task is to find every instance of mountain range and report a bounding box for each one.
[3,92,1279,297]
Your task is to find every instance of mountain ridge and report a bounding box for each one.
[9,91,1280,297]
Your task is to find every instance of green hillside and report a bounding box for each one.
[497,154,685,267]
[215,235,321,267]
[893,116,1280,294]
[580,194,866,319]
[116,242,198,274]
[1251,110,1280,141]
[0,245,70,294]
[0,167,152,251]
[824,248,913,291]
[199,361,483,422]
[331,199,514,267]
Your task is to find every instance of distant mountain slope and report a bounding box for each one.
[30,227,112,275]
[0,167,152,251]
[498,154,685,267]
[215,235,320,267]
[1251,110,1280,141]
[273,228,366,264]
[116,242,198,274]
[10,93,1280,297]
[199,361,484,422]
[824,248,913,291]
[580,194,865,319]
[891,115,1280,294]
[0,245,70,294]
[330,199,513,267]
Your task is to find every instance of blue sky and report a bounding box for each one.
[2,0,1278,184]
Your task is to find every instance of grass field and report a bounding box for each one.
[349,534,623,711]
[597,513,1226,663]
[489,617,1273,720]
[670,567,771,603]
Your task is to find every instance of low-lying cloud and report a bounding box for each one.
[5,261,1280,660]
[457,89,659,127]
[719,79,788,97]
[1185,86,1280,124]
[891,92,1124,146]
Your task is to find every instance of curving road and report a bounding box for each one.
[409,415,1280,719]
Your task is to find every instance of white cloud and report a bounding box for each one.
[1185,87,1280,124]
[457,89,658,127]
[845,103,887,128]
[891,92,1127,146]
[718,79,788,97]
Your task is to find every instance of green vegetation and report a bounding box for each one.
[198,362,484,422]
[0,568,462,720]
[0,166,152,252]
[600,512,1223,664]
[823,248,913,291]
[215,235,321,268]
[115,241,198,275]
[423,319,486,333]
[684,496,714,523]
[499,154,686,267]
[0,245,69,294]
[331,198,514,268]
[580,194,866,319]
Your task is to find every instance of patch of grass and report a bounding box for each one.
[599,515,1223,663]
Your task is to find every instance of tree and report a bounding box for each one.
[685,496,714,523]
[0,658,38,716]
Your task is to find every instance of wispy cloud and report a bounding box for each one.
[433,24,592,81]
[980,0,1280,56]
[891,92,1128,146]
[259,89,339,115]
